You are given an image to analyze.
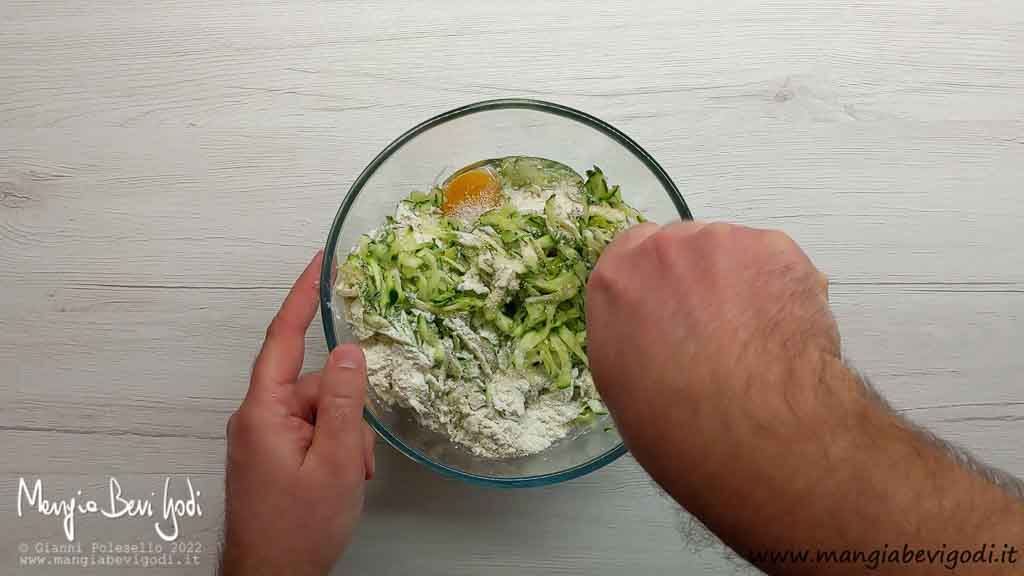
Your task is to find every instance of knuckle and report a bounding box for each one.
[761,228,798,250]
[704,221,732,234]
[586,260,616,298]
[692,222,737,255]
[649,228,679,264]
[265,314,302,343]
[321,394,361,417]
[317,396,365,434]
[586,254,634,310]
[650,227,701,274]
[622,221,659,247]
[701,221,735,240]
[226,408,255,443]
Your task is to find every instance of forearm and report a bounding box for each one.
[626,356,1024,574]
[586,222,1023,573]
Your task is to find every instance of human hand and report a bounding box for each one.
[585,222,1024,575]
[585,221,841,515]
[221,251,375,576]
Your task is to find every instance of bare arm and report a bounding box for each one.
[586,222,1024,575]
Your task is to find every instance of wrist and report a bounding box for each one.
[657,352,882,536]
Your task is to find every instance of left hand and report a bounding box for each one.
[221,250,376,576]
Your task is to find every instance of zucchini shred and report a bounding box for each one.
[336,156,643,456]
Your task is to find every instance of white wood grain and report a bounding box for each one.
[2,0,1022,574]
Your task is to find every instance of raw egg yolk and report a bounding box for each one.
[442,169,503,217]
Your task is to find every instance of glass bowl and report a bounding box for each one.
[320,99,691,487]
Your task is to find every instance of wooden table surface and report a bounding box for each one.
[2,1,1022,574]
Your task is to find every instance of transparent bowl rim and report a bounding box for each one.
[319,98,692,487]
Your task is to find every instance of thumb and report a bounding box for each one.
[305,343,368,477]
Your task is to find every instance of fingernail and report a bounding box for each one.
[331,344,362,369]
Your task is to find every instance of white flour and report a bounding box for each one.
[363,339,594,458]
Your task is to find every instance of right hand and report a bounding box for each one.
[585,222,841,514]
[586,221,1024,574]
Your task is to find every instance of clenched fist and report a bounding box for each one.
[585,222,1023,575]
[587,222,838,495]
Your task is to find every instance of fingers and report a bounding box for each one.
[362,423,376,480]
[249,250,324,401]
[660,219,708,241]
[604,220,709,258]
[604,221,659,254]
[291,370,376,479]
[305,344,368,477]
[293,372,322,422]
